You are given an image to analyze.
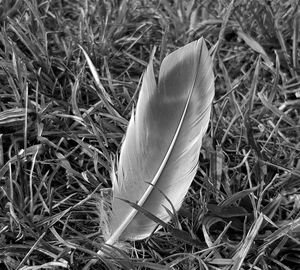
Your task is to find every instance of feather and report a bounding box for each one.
[106,38,215,245]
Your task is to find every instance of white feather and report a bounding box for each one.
[106,38,215,245]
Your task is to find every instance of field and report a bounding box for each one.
[1,0,300,269]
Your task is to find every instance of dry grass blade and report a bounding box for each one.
[292,10,300,69]
[79,46,113,105]
[19,262,69,270]
[258,217,300,255]
[119,199,203,247]
[230,213,264,270]
[212,0,235,60]
[244,57,262,158]
[0,134,3,167]
[237,30,273,67]
[0,108,32,126]
[220,186,259,206]
[258,91,295,126]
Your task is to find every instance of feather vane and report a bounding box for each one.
[106,38,215,245]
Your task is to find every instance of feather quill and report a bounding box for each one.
[106,38,215,245]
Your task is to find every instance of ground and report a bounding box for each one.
[0,0,300,269]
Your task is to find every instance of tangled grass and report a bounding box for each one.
[0,0,300,269]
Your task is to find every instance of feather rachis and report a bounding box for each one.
[107,37,215,245]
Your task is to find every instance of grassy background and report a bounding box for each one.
[1,0,300,269]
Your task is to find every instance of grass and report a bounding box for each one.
[0,0,300,269]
